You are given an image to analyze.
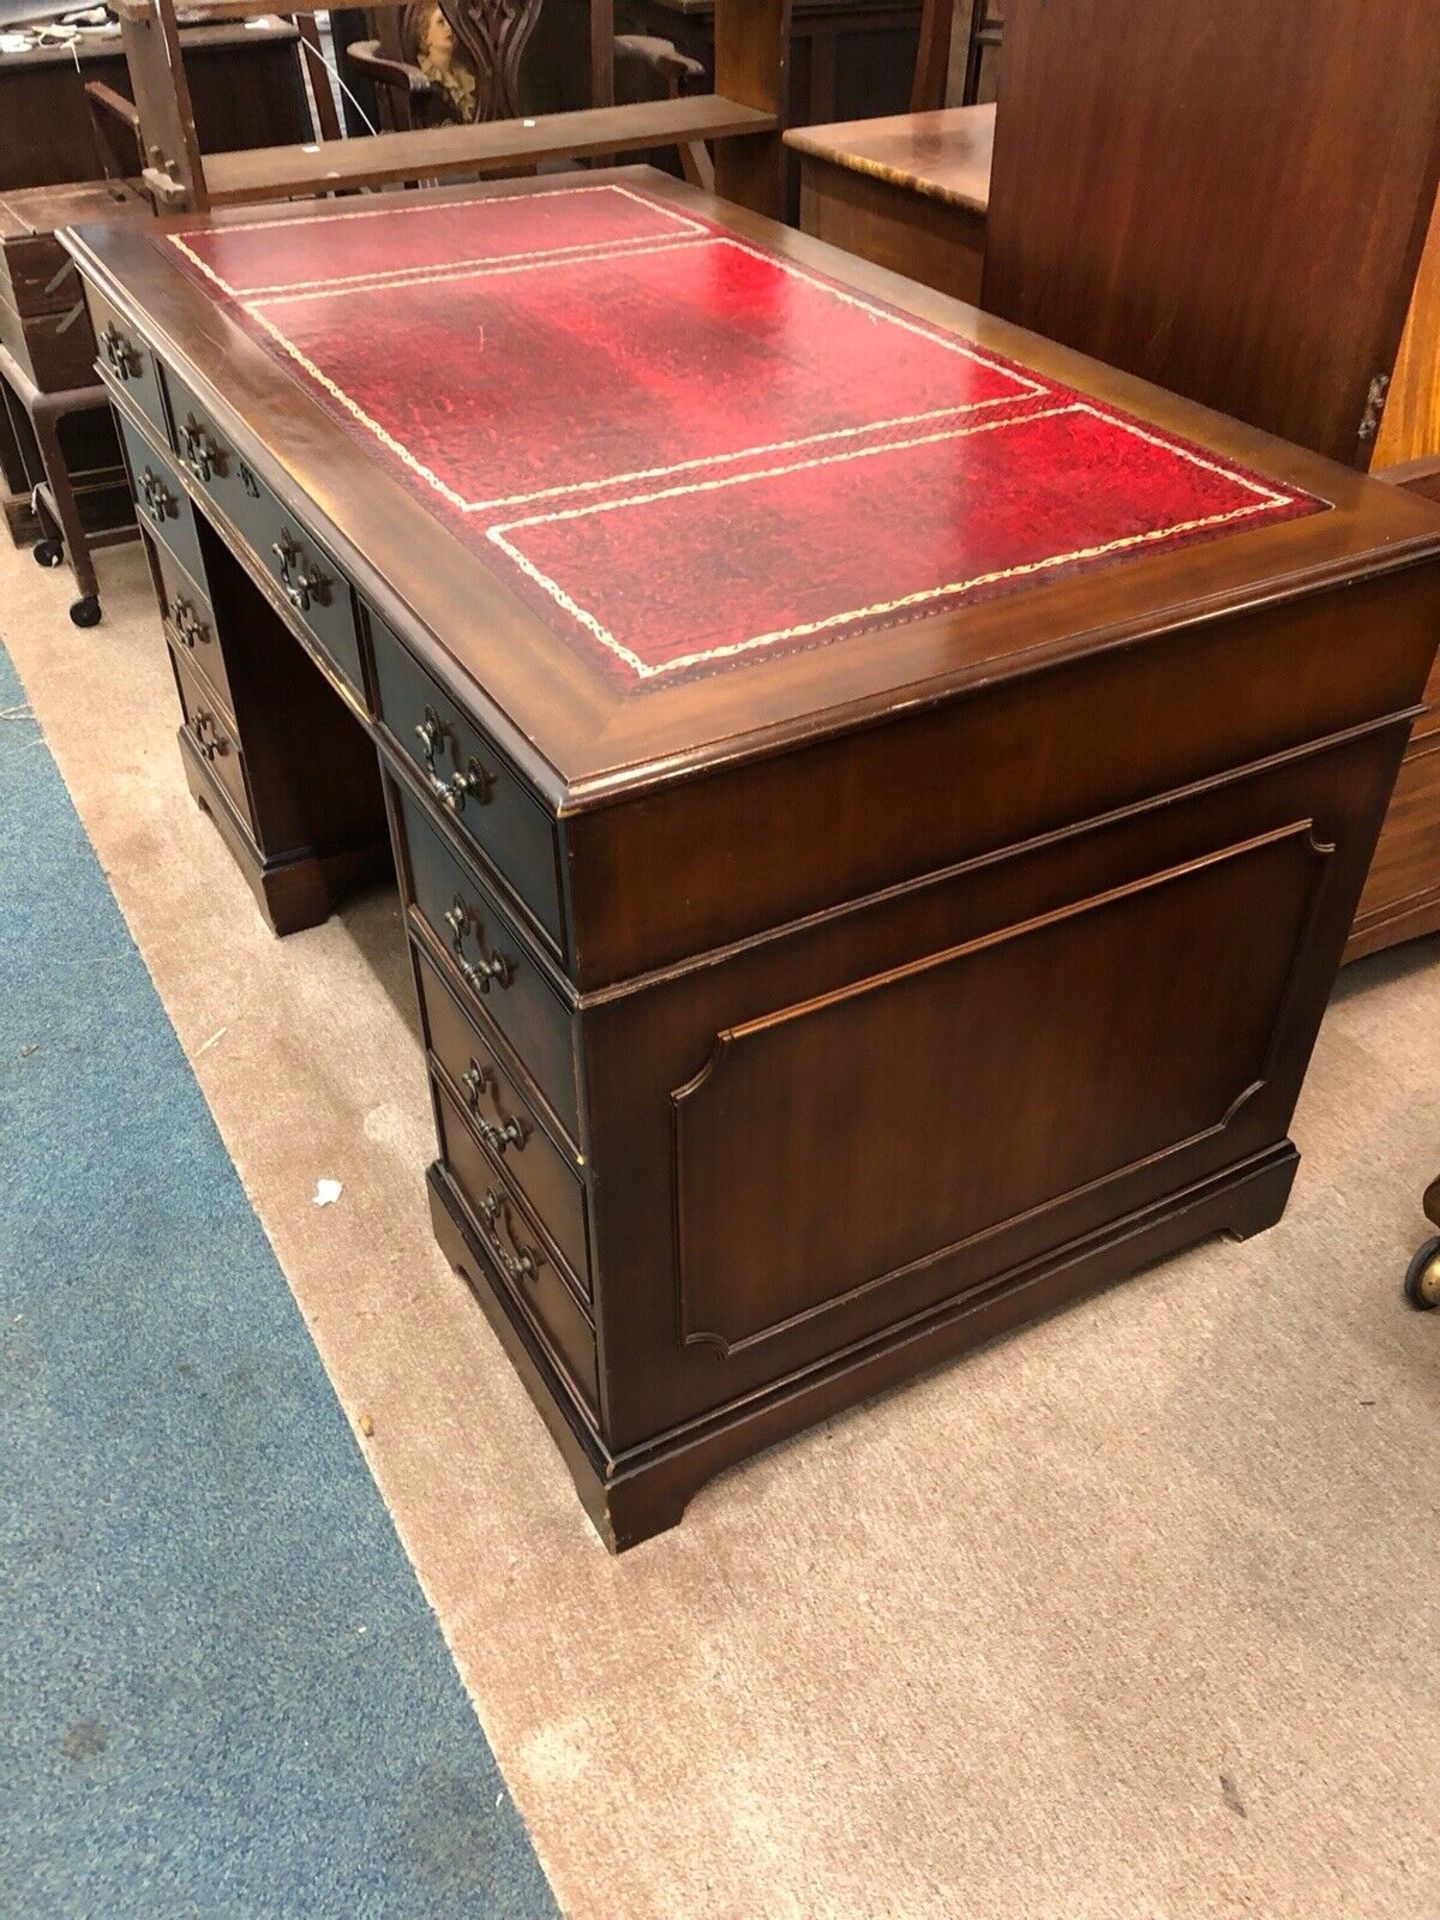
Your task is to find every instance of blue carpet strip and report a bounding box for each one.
[0,640,558,1920]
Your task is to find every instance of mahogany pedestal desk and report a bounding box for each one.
[64,170,1440,1550]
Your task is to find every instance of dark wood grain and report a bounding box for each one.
[981,0,1440,960]
[200,93,776,205]
[982,0,1440,470]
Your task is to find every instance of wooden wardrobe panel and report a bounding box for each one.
[982,0,1440,468]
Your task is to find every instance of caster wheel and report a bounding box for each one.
[68,595,101,629]
[33,539,63,569]
[1403,1236,1440,1311]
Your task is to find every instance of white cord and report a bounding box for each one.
[296,24,379,140]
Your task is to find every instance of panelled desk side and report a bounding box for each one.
[63,170,1440,1549]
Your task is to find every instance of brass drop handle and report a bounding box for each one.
[138,468,174,525]
[271,531,330,615]
[172,597,208,650]
[180,416,220,483]
[443,897,512,995]
[414,706,494,814]
[191,711,225,761]
[100,322,139,380]
[462,1056,526,1155]
[479,1189,539,1285]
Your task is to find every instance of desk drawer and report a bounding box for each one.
[87,285,168,441]
[371,615,562,948]
[400,787,578,1138]
[118,412,205,586]
[154,542,231,713]
[418,948,590,1291]
[435,1078,597,1416]
[168,374,364,701]
[171,644,252,833]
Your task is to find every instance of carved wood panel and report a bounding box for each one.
[672,823,1330,1357]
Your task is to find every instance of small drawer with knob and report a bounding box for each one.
[87,285,169,441]
[153,541,231,713]
[166,371,365,704]
[399,787,578,1140]
[117,411,205,587]
[417,947,590,1291]
[370,614,563,949]
[170,643,253,835]
[433,1076,597,1416]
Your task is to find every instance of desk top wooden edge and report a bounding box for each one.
[62,167,1440,814]
[785,105,995,214]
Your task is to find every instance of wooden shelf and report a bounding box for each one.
[201,95,777,205]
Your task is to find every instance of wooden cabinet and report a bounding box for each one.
[982,0,1440,958]
[0,22,310,194]
[789,104,993,306]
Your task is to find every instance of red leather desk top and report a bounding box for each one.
[163,183,1325,688]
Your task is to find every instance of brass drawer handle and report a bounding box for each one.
[478,1188,539,1285]
[180,415,221,483]
[190,711,226,762]
[415,706,494,814]
[461,1057,527,1155]
[443,896,513,996]
[172,597,209,650]
[138,468,175,525]
[271,531,331,616]
[100,322,140,381]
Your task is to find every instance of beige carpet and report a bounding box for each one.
[5,533,1439,1920]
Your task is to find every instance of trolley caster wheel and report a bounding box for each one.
[68,595,101,629]
[33,538,63,569]
[1403,1236,1440,1311]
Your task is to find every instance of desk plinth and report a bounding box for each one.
[64,170,1440,1548]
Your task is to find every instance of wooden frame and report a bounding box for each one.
[115,0,789,215]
